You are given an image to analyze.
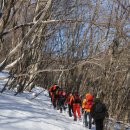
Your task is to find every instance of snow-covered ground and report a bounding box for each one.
[0,71,129,130]
[0,86,95,130]
[0,71,9,79]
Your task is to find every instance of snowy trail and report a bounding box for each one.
[0,89,95,130]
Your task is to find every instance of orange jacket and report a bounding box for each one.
[82,99,86,109]
[82,98,93,112]
[49,85,57,92]
[48,85,58,97]
[70,95,74,105]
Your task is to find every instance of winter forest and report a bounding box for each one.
[0,0,130,129]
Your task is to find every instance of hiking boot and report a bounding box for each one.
[88,124,92,129]
[85,124,88,127]
[85,123,88,127]
[74,118,77,121]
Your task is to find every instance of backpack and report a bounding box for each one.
[84,100,93,109]
[95,102,104,113]
[73,95,81,104]
[93,102,107,119]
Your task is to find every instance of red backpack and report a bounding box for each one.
[84,100,93,109]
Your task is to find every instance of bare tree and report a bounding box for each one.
[0,0,129,125]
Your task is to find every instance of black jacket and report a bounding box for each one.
[90,101,108,120]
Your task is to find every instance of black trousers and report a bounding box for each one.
[68,104,73,117]
[57,98,65,112]
[95,119,104,130]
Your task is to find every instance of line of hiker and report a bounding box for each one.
[48,83,109,130]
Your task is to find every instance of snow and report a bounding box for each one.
[0,71,9,78]
[0,86,95,130]
[0,72,129,130]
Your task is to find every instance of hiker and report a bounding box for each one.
[65,92,74,117]
[57,88,66,113]
[90,97,108,130]
[82,93,93,129]
[71,91,82,121]
[49,84,60,108]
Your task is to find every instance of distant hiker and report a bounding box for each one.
[49,84,59,108]
[57,88,66,113]
[82,93,93,129]
[90,97,108,130]
[71,91,82,121]
[65,92,74,117]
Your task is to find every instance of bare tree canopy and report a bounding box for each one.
[0,0,130,126]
